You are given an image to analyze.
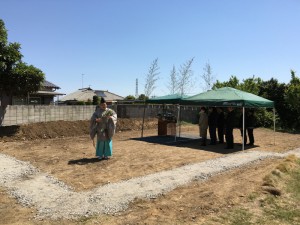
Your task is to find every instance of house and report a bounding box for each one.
[59,88,124,105]
[30,80,65,105]
[0,80,65,106]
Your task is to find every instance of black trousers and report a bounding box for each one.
[225,127,234,148]
[209,126,217,144]
[240,129,247,145]
[247,128,254,144]
[217,126,224,143]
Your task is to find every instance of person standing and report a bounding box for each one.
[246,109,255,145]
[225,107,235,149]
[198,107,208,146]
[208,107,218,145]
[217,108,225,144]
[90,98,117,160]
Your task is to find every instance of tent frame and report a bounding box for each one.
[142,87,275,150]
[141,104,275,150]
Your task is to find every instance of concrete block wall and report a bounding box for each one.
[0,104,200,126]
[0,105,97,126]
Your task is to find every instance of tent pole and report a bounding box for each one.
[242,107,245,151]
[273,108,276,146]
[179,105,181,138]
[176,104,180,142]
[141,103,147,138]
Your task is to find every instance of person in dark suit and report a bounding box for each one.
[246,109,255,145]
[217,108,225,144]
[208,107,218,145]
[225,107,235,149]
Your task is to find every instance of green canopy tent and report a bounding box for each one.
[180,87,275,150]
[141,94,189,140]
[181,87,274,108]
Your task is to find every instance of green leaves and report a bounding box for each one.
[0,19,45,101]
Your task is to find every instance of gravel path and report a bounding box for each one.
[1,149,300,220]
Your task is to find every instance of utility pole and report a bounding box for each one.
[135,78,138,98]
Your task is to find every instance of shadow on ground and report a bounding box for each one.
[0,125,20,137]
[131,135,258,154]
[68,158,102,165]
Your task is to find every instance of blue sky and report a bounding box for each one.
[1,0,299,98]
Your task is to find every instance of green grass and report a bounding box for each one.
[222,209,253,225]
[204,157,300,225]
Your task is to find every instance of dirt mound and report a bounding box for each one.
[0,118,157,141]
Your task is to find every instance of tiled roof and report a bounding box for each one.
[43,80,60,89]
[60,88,124,102]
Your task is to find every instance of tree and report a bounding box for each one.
[239,76,262,95]
[284,70,300,130]
[177,57,194,95]
[138,94,148,101]
[144,58,160,98]
[285,70,300,111]
[213,75,240,89]
[167,65,178,94]
[259,78,287,128]
[0,19,45,106]
[92,95,100,105]
[124,95,136,100]
[12,62,44,96]
[201,61,215,91]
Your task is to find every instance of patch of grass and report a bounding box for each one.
[204,157,300,225]
[248,192,258,201]
[287,159,300,200]
[264,203,300,224]
[214,208,254,225]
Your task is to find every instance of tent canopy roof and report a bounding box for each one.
[146,93,189,104]
[181,87,274,108]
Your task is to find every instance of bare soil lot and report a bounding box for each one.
[1,119,300,224]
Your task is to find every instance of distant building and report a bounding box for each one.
[59,88,124,105]
[1,80,65,106]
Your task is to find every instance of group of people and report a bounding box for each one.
[198,106,255,149]
[89,101,256,159]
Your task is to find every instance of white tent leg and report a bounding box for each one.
[242,107,245,151]
[141,103,147,138]
[176,104,181,142]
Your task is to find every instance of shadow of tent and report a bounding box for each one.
[130,135,242,154]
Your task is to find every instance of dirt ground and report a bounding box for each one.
[1,119,300,224]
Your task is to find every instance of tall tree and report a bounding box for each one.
[12,62,44,96]
[213,75,240,89]
[0,19,45,106]
[239,76,262,95]
[144,58,160,98]
[177,57,194,95]
[285,70,300,111]
[201,61,215,91]
[167,65,178,94]
[283,70,300,130]
[258,78,287,127]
